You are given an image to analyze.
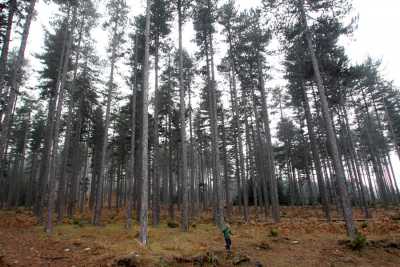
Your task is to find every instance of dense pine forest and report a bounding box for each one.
[1,0,400,266]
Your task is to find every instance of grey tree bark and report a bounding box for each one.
[57,8,85,223]
[46,5,77,234]
[0,0,16,96]
[152,35,161,226]
[302,85,331,221]
[139,0,152,245]
[126,34,138,230]
[257,57,280,222]
[178,0,189,232]
[93,16,119,226]
[0,0,37,182]
[299,0,356,239]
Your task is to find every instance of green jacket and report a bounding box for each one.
[222,227,232,239]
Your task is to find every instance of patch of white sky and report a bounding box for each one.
[25,0,400,101]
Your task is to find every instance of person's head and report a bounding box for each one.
[225,223,231,229]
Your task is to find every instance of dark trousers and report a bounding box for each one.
[225,237,232,250]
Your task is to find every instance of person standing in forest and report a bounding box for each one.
[222,223,233,253]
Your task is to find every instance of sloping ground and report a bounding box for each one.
[1,207,400,266]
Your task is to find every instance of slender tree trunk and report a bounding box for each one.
[79,143,89,213]
[152,35,161,226]
[257,57,280,222]
[67,90,86,217]
[250,125,260,216]
[57,11,85,223]
[358,91,389,203]
[139,0,152,245]
[168,99,175,220]
[383,100,400,162]
[126,34,138,229]
[46,5,77,234]
[221,109,232,219]
[0,0,36,180]
[299,0,356,238]
[0,0,16,95]
[202,9,225,228]
[340,103,370,217]
[302,86,331,220]
[36,4,71,222]
[177,0,189,231]
[93,18,119,225]
[26,151,39,208]
[188,84,197,217]
[242,117,251,222]
[226,20,244,217]
[249,87,269,218]
[386,154,400,200]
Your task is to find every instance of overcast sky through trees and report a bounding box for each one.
[22,0,400,177]
[25,0,399,86]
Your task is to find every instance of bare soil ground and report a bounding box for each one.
[1,207,400,266]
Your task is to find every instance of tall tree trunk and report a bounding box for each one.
[36,4,70,221]
[257,57,280,222]
[93,18,119,225]
[383,100,400,162]
[203,6,224,227]
[242,117,251,222]
[249,87,269,218]
[26,151,39,208]
[178,0,189,232]
[226,19,244,217]
[188,83,197,216]
[152,35,161,226]
[139,0,152,245]
[46,5,77,234]
[299,0,356,239]
[250,124,260,216]
[340,103,370,217]
[221,109,232,219]
[386,154,400,200]
[358,91,389,203]
[0,0,36,181]
[57,10,85,223]
[126,34,138,229]
[0,0,16,96]
[168,94,175,220]
[302,85,331,220]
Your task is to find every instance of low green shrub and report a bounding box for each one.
[270,228,279,237]
[349,233,367,250]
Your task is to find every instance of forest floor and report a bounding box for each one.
[1,206,400,267]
